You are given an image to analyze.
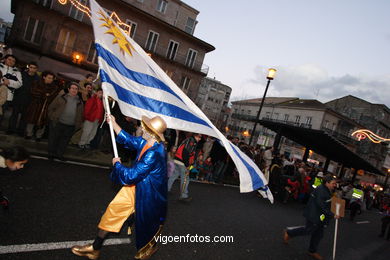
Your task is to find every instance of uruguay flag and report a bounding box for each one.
[89,0,273,203]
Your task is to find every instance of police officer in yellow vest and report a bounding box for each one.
[349,186,364,221]
[312,172,324,189]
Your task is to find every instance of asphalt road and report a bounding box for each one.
[0,158,389,260]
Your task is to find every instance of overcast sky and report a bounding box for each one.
[1,0,389,107]
[185,0,390,107]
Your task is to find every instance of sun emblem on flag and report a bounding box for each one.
[98,10,135,56]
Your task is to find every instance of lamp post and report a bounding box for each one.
[248,68,276,146]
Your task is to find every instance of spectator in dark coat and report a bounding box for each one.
[8,62,39,136]
[25,71,59,140]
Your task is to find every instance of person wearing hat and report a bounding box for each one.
[283,174,340,260]
[71,114,168,260]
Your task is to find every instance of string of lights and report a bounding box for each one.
[57,0,132,34]
[351,129,390,144]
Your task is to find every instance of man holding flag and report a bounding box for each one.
[87,0,273,203]
[71,114,168,259]
[71,0,274,257]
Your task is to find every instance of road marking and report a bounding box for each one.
[31,155,110,169]
[356,221,370,224]
[0,238,131,254]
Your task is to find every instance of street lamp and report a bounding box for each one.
[248,68,277,146]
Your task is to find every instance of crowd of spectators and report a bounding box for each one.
[1,53,389,221]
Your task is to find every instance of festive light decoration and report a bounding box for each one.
[351,129,390,144]
[57,0,132,35]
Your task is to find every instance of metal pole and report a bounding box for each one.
[249,79,271,145]
[103,94,119,158]
[333,218,339,260]
[333,202,341,260]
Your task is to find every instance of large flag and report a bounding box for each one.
[89,0,273,203]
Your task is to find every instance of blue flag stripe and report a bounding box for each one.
[96,43,183,103]
[100,70,212,128]
[230,144,265,190]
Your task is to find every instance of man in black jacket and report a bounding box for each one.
[283,175,339,260]
[8,62,39,136]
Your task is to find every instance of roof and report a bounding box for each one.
[231,97,298,106]
[277,99,327,109]
[259,119,384,175]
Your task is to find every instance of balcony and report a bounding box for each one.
[321,126,358,145]
[231,113,313,129]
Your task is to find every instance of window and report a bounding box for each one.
[145,31,159,52]
[180,76,191,92]
[295,115,301,123]
[305,116,312,125]
[33,0,52,8]
[69,0,87,21]
[87,41,97,64]
[24,17,44,44]
[185,17,196,34]
[185,49,197,68]
[56,28,76,55]
[284,114,289,122]
[166,40,179,60]
[324,120,329,128]
[125,19,137,38]
[156,0,168,13]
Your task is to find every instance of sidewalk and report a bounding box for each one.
[0,131,112,167]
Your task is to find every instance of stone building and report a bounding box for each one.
[195,77,231,130]
[326,95,390,171]
[8,0,214,101]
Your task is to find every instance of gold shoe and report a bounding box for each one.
[71,244,100,260]
[283,230,290,244]
[134,245,159,260]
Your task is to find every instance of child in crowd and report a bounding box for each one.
[200,156,213,182]
[189,154,203,180]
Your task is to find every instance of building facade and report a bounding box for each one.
[326,95,390,171]
[0,18,12,44]
[8,0,214,101]
[229,97,367,171]
[195,77,231,129]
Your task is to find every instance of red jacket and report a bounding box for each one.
[83,94,104,123]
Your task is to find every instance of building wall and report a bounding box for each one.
[122,0,199,33]
[9,0,213,101]
[326,95,390,170]
[196,77,231,129]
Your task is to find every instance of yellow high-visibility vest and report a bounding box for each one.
[312,177,322,189]
[352,188,363,199]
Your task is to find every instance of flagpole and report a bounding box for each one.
[333,218,339,260]
[103,94,119,158]
[332,203,341,260]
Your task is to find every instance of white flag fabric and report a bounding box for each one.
[89,0,273,203]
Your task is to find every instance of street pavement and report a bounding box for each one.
[1,158,389,260]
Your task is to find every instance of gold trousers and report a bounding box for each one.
[98,185,136,233]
